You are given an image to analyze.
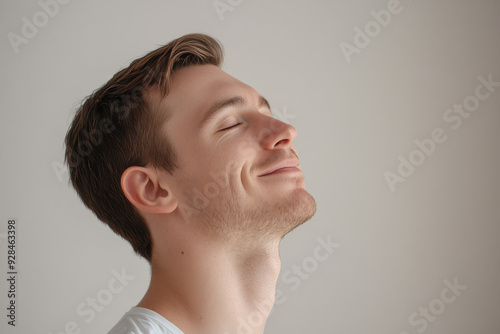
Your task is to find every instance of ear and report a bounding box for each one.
[121,166,177,214]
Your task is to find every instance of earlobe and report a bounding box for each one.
[121,166,177,214]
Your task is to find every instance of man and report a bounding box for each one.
[65,33,316,334]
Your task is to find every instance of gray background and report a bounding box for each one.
[1,0,499,333]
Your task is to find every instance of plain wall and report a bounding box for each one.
[1,0,499,333]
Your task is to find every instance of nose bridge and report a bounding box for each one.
[257,113,297,148]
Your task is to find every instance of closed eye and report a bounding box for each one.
[220,122,242,131]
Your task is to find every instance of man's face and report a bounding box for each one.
[156,64,316,239]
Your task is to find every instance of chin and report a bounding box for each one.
[196,187,317,240]
[277,188,317,237]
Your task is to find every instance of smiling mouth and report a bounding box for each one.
[260,166,302,176]
[258,158,302,177]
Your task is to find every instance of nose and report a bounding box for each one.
[259,115,297,150]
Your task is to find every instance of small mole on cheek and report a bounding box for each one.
[181,251,184,255]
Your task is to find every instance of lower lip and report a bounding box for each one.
[261,167,302,176]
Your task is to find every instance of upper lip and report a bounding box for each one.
[258,158,300,176]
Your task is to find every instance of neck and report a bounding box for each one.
[137,223,282,334]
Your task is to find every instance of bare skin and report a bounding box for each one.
[121,65,316,334]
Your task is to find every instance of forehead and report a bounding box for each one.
[158,64,259,122]
[148,65,261,164]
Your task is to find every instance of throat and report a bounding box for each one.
[139,237,282,334]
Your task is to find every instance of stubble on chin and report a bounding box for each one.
[194,188,316,242]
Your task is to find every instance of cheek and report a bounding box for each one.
[175,130,259,191]
[170,129,208,170]
[207,149,239,177]
[195,146,247,194]
[235,139,258,157]
[217,139,256,173]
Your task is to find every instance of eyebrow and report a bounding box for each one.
[199,95,271,129]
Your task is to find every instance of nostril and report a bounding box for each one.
[273,138,290,148]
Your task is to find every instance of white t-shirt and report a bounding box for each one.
[108,306,184,334]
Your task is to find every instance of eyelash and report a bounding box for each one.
[221,122,243,131]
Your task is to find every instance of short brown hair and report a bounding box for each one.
[64,33,224,263]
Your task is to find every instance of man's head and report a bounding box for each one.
[65,33,315,264]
